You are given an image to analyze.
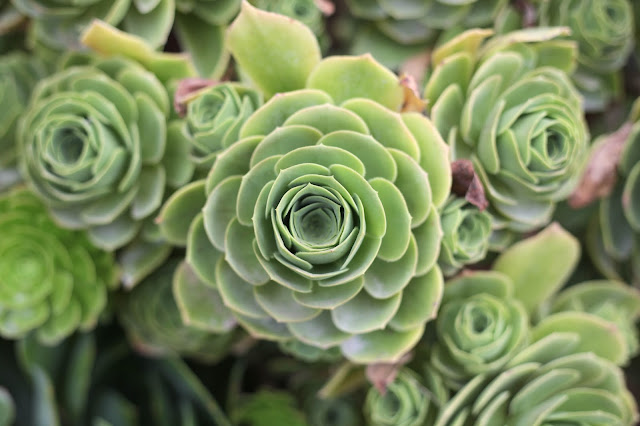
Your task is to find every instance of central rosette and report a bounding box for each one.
[274,183,356,265]
[253,158,384,287]
[168,88,452,363]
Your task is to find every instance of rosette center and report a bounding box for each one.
[273,182,357,267]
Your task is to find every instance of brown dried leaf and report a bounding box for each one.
[514,0,537,28]
[314,0,335,16]
[569,122,632,208]
[451,159,489,210]
[174,77,218,117]
[399,73,427,113]
[399,51,431,87]
[365,353,412,395]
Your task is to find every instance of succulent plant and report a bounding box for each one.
[0,52,47,191]
[538,0,635,111]
[437,196,492,276]
[0,188,117,344]
[585,103,640,286]
[430,271,529,390]
[174,0,241,78]
[160,86,450,363]
[18,56,193,254]
[158,4,452,364]
[181,82,263,169]
[545,280,640,360]
[365,368,447,426]
[433,325,638,425]
[539,0,634,73]
[424,28,588,236]
[12,0,174,56]
[118,259,237,362]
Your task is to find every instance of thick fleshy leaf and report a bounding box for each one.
[157,180,207,246]
[307,55,403,110]
[227,2,321,97]
[493,223,580,313]
[341,326,425,363]
[531,312,627,366]
[173,261,236,333]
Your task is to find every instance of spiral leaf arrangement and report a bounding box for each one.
[425,28,588,238]
[0,188,116,344]
[2,2,640,425]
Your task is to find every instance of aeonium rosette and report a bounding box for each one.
[18,56,193,286]
[538,0,634,111]
[424,28,589,237]
[0,188,117,344]
[364,368,447,426]
[430,272,529,390]
[160,88,450,363]
[182,82,263,170]
[159,49,451,363]
[425,224,638,425]
[438,196,492,276]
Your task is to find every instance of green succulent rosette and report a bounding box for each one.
[422,222,581,387]
[365,368,447,426]
[429,223,638,424]
[438,196,492,276]
[433,320,638,425]
[586,112,640,286]
[424,28,588,235]
[182,82,263,170]
[545,281,640,361]
[118,259,237,362]
[160,86,449,363]
[430,271,529,390]
[539,0,634,73]
[0,52,47,191]
[18,56,193,255]
[0,188,117,344]
[159,4,452,364]
[12,0,174,58]
[345,0,510,68]
[538,0,634,111]
[174,0,241,78]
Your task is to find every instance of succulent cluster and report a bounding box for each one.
[2,1,640,425]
